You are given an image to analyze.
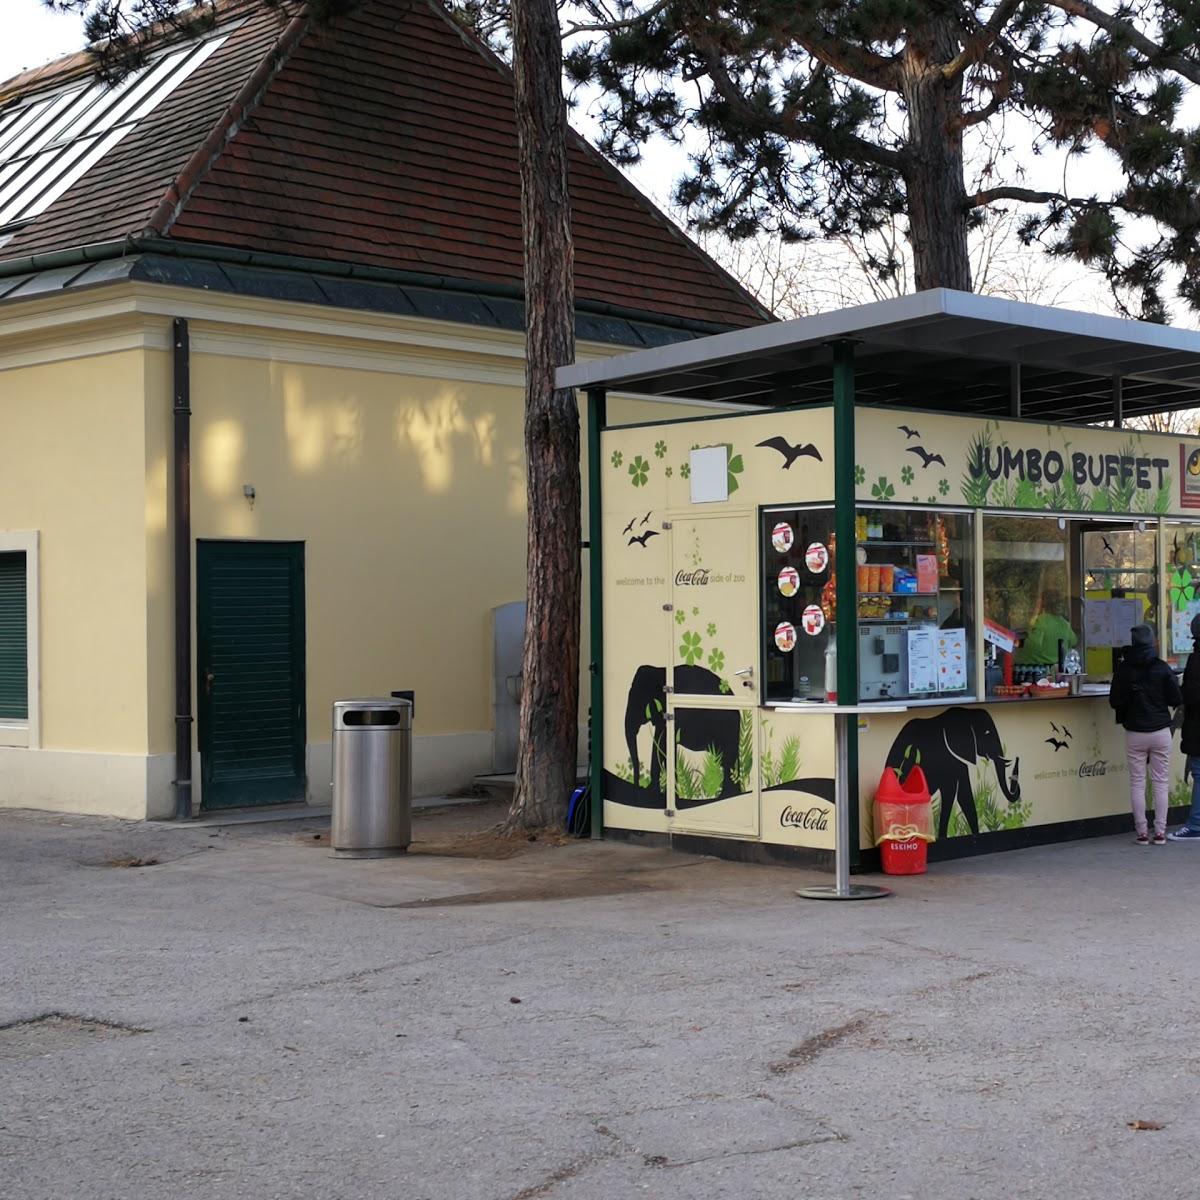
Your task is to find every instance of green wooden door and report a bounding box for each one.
[197,541,306,809]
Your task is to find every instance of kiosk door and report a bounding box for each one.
[667,512,760,838]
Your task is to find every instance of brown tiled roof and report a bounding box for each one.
[0,0,769,329]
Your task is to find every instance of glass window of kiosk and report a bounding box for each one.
[855,507,975,702]
[982,514,1158,688]
[1166,523,1200,664]
[761,507,835,702]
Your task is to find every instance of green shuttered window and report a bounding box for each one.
[0,551,28,720]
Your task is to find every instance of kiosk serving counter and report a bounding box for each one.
[562,291,1200,868]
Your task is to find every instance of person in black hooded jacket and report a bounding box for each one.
[1169,612,1200,841]
[1110,624,1182,844]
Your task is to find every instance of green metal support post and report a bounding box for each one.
[833,340,859,852]
[586,387,607,838]
[798,339,890,900]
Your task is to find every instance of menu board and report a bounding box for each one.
[1111,598,1142,646]
[1084,599,1114,648]
[1084,598,1143,648]
[936,628,968,692]
[907,627,937,694]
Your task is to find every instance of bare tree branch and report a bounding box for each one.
[561,0,670,40]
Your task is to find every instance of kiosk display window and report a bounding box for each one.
[982,514,1159,687]
[761,506,834,702]
[855,507,975,702]
[760,505,975,704]
[1167,523,1200,662]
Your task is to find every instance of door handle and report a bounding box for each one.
[734,666,754,677]
[204,670,214,696]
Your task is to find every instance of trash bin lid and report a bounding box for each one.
[333,697,412,728]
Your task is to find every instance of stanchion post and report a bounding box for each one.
[797,342,890,900]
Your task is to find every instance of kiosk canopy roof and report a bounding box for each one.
[558,289,1200,424]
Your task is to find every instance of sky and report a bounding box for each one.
[3,0,87,79]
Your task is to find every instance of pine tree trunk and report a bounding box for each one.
[506,0,580,831]
[900,22,972,293]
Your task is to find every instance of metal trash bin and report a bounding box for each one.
[331,698,412,857]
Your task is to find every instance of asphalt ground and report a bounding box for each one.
[2,801,1197,1200]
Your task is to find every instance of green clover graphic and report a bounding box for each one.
[1169,568,1196,612]
[871,476,895,501]
[706,622,717,637]
[675,609,686,626]
[654,440,667,459]
[854,464,866,486]
[628,455,649,487]
[901,465,914,485]
[708,648,726,672]
[938,478,950,496]
[680,462,691,479]
[665,466,673,478]
[927,495,937,504]
[692,606,699,616]
[610,450,623,468]
[679,631,704,665]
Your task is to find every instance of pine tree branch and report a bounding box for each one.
[942,0,1023,79]
[561,0,671,40]
[788,29,899,91]
[702,54,905,172]
[1045,0,1200,86]
[967,185,1096,207]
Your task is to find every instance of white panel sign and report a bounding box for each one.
[690,446,729,503]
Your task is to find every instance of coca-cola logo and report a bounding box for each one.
[780,805,830,831]
[675,568,711,586]
[1078,760,1108,777]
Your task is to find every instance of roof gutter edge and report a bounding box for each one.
[0,237,140,280]
[0,234,745,337]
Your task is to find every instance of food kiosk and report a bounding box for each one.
[561,291,1200,870]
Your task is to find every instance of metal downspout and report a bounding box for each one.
[173,318,193,820]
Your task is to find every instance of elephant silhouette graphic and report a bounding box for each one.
[625,664,741,800]
[885,707,1021,839]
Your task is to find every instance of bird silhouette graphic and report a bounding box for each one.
[628,530,660,548]
[899,424,921,439]
[1061,725,1072,739]
[1102,536,1115,556]
[622,516,637,535]
[907,445,946,469]
[1045,737,1069,752]
[639,511,652,526]
[756,437,823,468]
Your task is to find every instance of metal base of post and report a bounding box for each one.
[329,847,409,860]
[797,709,892,902]
[796,882,891,901]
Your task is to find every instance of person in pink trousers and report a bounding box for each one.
[1110,624,1182,845]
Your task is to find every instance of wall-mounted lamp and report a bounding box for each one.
[1057,516,1066,530]
[1137,520,1147,532]
[243,484,256,509]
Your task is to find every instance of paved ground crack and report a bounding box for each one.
[658,1131,847,1168]
[769,1017,870,1074]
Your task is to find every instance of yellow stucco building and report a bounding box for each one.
[0,0,766,818]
